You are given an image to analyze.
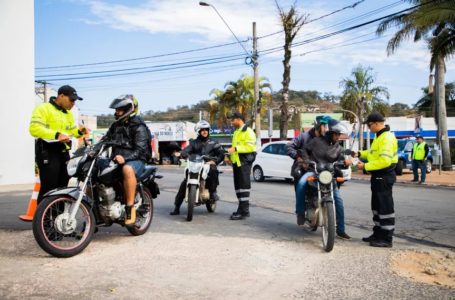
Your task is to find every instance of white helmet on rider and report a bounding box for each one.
[327,119,349,135]
[109,95,136,122]
[195,120,211,135]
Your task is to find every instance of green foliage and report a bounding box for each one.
[414,81,455,117]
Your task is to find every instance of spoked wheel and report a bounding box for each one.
[321,202,335,252]
[32,196,95,258]
[206,199,216,213]
[127,187,154,236]
[187,185,196,222]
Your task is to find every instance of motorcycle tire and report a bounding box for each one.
[321,201,335,252]
[127,187,154,236]
[187,185,196,222]
[206,200,216,213]
[32,196,96,258]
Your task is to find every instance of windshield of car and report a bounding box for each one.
[398,140,407,151]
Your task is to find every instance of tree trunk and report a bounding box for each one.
[356,100,364,150]
[279,36,292,140]
[436,56,452,170]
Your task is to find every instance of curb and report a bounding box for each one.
[350,176,455,189]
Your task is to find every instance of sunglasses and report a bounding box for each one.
[199,128,209,132]
[367,122,375,127]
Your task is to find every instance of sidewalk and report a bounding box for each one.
[351,169,455,188]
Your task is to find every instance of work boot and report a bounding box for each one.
[362,234,378,243]
[369,239,393,248]
[336,231,351,240]
[230,201,250,220]
[210,192,220,202]
[169,207,180,215]
[296,214,305,226]
[125,205,136,225]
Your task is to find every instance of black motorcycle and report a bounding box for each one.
[32,141,161,257]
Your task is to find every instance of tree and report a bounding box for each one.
[276,1,308,140]
[376,0,455,169]
[414,81,455,117]
[339,65,389,150]
[390,103,414,116]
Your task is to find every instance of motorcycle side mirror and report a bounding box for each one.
[344,149,355,156]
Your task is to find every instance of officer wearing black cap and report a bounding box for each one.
[411,135,429,183]
[353,111,398,247]
[29,85,87,204]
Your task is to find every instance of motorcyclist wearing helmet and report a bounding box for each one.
[298,118,352,239]
[102,95,151,225]
[286,115,332,224]
[170,120,225,215]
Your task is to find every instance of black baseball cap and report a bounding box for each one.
[230,112,245,121]
[363,112,385,124]
[416,135,424,139]
[58,85,83,101]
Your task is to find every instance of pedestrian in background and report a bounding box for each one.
[227,112,256,220]
[411,135,429,184]
[355,112,398,248]
[29,85,86,204]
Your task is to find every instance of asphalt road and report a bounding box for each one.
[0,167,454,299]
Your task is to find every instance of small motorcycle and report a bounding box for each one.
[181,154,218,222]
[32,141,161,257]
[304,160,345,252]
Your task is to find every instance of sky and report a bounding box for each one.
[35,0,455,116]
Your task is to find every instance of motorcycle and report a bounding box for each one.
[181,154,218,222]
[304,160,345,252]
[32,141,162,257]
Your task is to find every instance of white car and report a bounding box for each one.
[252,141,352,182]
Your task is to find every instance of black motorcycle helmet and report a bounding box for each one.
[109,95,136,122]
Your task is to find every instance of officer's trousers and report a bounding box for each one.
[371,171,396,242]
[233,162,252,203]
[36,151,70,204]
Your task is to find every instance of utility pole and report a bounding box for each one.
[36,80,48,102]
[253,22,261,149]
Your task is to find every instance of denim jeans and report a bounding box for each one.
[295,171,346,233]
[125,160,145,179]
[412,160,426,182]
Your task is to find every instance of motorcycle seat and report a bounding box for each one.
[139,165,157,181]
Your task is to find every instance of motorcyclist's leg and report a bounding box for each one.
[207,165,219,201]
[333,187,349,238]
[123,161,144,225]
[170,179,186,215]
[295,172,313,215]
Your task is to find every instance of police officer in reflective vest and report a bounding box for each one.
[227,112,257,220]
[355,112,398,248]
[29,85,87,204]
[411,135,429,184]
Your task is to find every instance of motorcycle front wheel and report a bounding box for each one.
[187,185,196,222]
[321,201,335,252]
[127,187,154,236]
[32,196,95,258]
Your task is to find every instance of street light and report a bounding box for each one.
[199,2,261,148]
[199,2,250,57]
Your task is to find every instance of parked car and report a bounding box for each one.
[395,139,433,175]
[252,141,351,182]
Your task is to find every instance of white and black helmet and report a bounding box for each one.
[109,95,135,121]
[195,120,211,134]
[327,119,349,135]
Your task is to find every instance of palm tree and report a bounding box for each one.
[275,1,308,140]
[376,0,455,170]
[414,81,455,117]
[339,65,389,150]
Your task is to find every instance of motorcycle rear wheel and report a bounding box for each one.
[127,187,154,236]
[321,202,335,252]
[32,196,95,258]
[187,185,196,222]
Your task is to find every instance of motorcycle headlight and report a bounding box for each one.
[318,170,333,185]
[188,161,203,173]
[67,155,85,177]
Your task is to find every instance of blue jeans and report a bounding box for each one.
[295,172,346,233]
[412,160,426,182]
[125,160,145,179]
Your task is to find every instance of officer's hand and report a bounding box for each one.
[227,147,236,154]
[79,125,88,135]
[114,155,125,165]
[356,161,364,170]
[57,133,71,142]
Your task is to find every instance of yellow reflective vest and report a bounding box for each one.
[230,124,256,167]
[359,129,398,172]
[29,101,82,150]
[412,142,426,160]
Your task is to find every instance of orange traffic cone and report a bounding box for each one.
[19,177,40,222]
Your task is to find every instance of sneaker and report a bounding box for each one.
[369,239,393,248]
[169,208,180,215]
[362,234,377,243]
[337,231,351,240]
[125,206,136,225]
[296,214,305,226]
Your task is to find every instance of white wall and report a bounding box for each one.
[0,1,35,185]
